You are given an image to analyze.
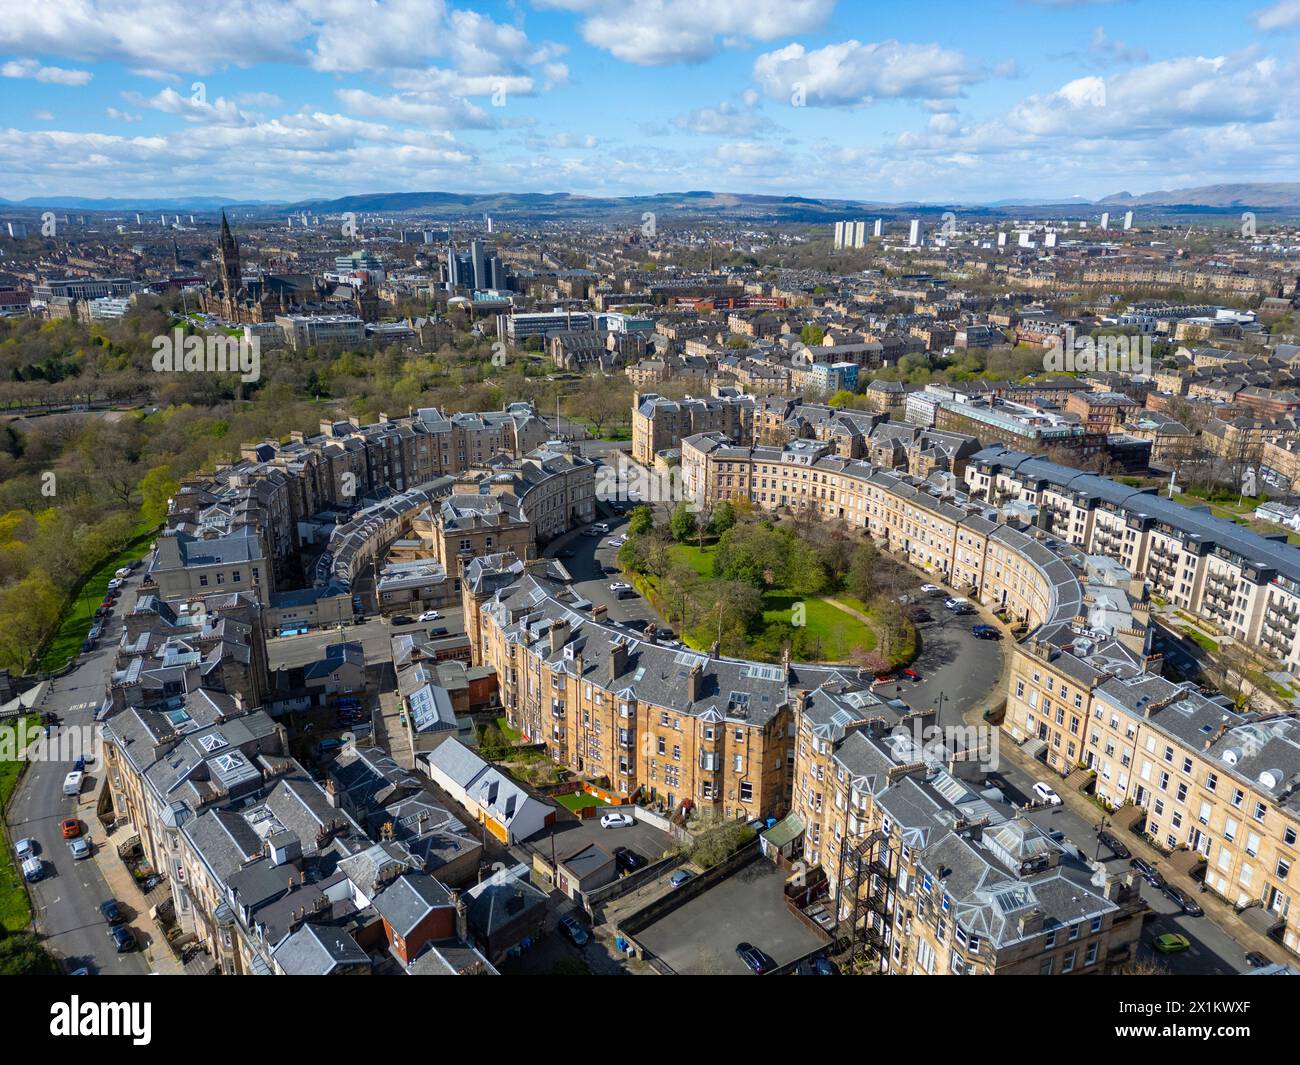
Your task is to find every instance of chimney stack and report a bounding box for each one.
[609,640,629,685]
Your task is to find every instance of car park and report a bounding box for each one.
[1164,884,1204,917]
[735,942,772,974]
[99,899,125,926]
[1098,830,1130,859]
[69,838,91,860]
[1153,932,1190,954]
[558,913,589,946]
[1031,781,1062,806]
[600,811,633,829]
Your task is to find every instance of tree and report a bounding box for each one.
[0,932,58,976]
[627,505,654,537]
[709,499,735,536]
[800,324,825,346]
[669,502,697,542]
[138,464,179,527]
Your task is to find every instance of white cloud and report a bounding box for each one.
[105,107,142,122]
[1252,0,1300,28]
[1,58,93,85]
[535,0,833,65]
[752,39,983,106]
[673,100,773,136]
[123,87,254,125]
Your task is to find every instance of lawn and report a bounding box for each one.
[35,522,157,672]
[651,543,894,663]
[494,716,522,743]
[0,714,37,932]
[555,791,609,812]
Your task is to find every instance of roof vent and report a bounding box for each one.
[1222,747,1241,766]
[1259,768,1284,790]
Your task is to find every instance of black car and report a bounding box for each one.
[1098,830,1131,860]
[614,847,647,875]
[108,925,135,953]
[907,607,932,623]
[1130,856,1166,888]
[390,615,414,626]
[427,626,449,638]
[1245,951,1272,968]
[735,942,771,974]
[558,914,589,946]
[1164,884,1205,917]
[971,624,1000,640]
[99,899,125,925]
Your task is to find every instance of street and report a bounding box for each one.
[5,571,152,974]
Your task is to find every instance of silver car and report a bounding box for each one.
[69,837,92,860]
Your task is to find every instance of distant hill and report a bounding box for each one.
[0,195,270,211]
[1099,183,1300,209]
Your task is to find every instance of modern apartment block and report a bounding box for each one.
[964,445,1300,674]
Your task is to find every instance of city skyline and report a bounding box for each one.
[2,0,1299,204]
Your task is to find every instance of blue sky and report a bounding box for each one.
[1,0,1298,203]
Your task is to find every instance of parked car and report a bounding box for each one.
[906,606,932,622]
[1245,951,1272,968]
[600,811,634,829]
[971,624,1001,640]
[21,857,43,883]
[88,623,103,640]
[1098,830,1130,860]
[901,668,921,682]
[943,597,968,611]
[417,610,443,623]
[591,522,609,534]
[60,817,81,839]
[1130,856,1166,888]
[108,925,136,953]
[1031,781,1062,806]
[735,942,772,974]
[73,755,86,772]
[1153,932,1190,955]
[669,870,694,888]
[558,913,589,946]
[427,626,450,638]
[614,847,647,875]
[107,577,125,591]
[390,615,414,626]
[99,899,125,926]
[81,638,95,654]
[920,583,941,594]
[69,838,91,860]
[607,537,626,548]
[14,837,34,860]
[114,567,132,579]
[1164,884,1204,917]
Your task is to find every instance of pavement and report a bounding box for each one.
[5,569,152,975]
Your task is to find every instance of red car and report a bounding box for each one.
[60,818,81,839]
[902,668,922,682]
[873,671,894,683]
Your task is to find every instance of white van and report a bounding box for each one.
[63,770,83,796]
[22,857,43,882]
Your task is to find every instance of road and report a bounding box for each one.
[5,571,151,974]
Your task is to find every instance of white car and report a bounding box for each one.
[609,581,632,593]
[69,837,92,860]
[607,537,627,548]
[591,522,610,534]
[600,812,634,829]
[107,577,125,590]
[920,584,941,594]
[14,837,34,860]
[114,567,132,579]
[1033,781,1063,806]
[417,610,443,623]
